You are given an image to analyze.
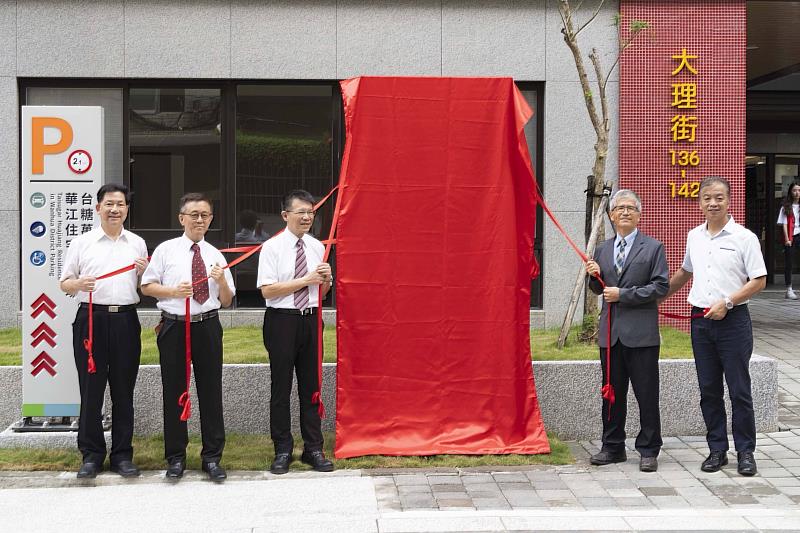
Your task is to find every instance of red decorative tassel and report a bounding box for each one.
[178,391,191,421]
[84,292,96,374]
[312,391,325,419]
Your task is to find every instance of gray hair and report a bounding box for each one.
[699,176,730,196]
[609,189,642,212]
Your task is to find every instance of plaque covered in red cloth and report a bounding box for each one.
[334,77,549,457]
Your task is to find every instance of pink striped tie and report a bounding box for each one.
[294,239,309,310]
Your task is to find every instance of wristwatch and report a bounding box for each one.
[724,296,734,310]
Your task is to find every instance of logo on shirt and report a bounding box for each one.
[30,251,46,267]
[30,221,46,238]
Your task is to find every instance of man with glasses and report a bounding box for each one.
[257,189,334,474]
[60,183,148,479]
[585,189,669,472]
[141,192,235,482]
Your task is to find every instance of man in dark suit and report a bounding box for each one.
[585,189,669,472]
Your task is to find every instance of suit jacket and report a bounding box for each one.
[588,231,669,348]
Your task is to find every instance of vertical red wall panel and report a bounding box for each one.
[619,0,746,324]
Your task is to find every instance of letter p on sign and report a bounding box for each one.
[31,117,73,175]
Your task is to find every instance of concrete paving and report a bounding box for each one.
[1,292,799,532]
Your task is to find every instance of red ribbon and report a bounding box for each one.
[532,183,706,421]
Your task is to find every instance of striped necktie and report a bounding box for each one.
[294,239,309,310]
[615,237,627,277]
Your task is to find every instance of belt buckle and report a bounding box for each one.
[108,305,120,313]
[301,308,312,316]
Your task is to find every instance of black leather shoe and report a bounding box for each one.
[639,456,658,472]
[701,450,729,472]
[77,462,102,479]
[110,460,140,478]
[590,450,627,466]
[202,462,227,482]
[165,460,185,480]
[301,450,334,472]
[270,453,292,475]
[737,451,757,476]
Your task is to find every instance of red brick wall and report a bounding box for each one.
[619,0,746,324]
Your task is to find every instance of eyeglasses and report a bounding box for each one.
[180,212,213,220]
[285,210,315,217]
[612,205,639,213]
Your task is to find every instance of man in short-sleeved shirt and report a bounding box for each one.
[257,189,333,475]
[667,176,767,476]
[142,192,234,482]
[59,183,148,479]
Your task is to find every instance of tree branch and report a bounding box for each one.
[575,0,606,37]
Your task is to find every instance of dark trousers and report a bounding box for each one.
[263,309,323,454]
[72,307,141,465]
[784,233,800,286]
[157,316,225,464]
[691,305,756,453]
[600,342,662,457]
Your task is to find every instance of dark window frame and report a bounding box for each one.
[19,78,543,309]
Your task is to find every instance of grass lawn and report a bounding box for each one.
[0,324,692,365]
[0,432,571,471]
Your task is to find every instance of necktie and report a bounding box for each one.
[294,239,309,310]
[191,243,210,304]
[615,238,627,277]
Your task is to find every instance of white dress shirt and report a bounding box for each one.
[141,234,235,315]
[682,216,767,308]
[60,227,147,305]
[776,204,800,235]
[257,229,325,309]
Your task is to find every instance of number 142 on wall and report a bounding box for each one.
[669,182,700,198]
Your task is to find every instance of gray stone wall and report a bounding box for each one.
[1,0,621,327]
[0,355,778,441]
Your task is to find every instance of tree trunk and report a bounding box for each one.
[557,182,610,348]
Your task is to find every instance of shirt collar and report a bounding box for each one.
[93,226,129,243]
[703,215,736,237]
[180,233,205,249]
[615,228,638,248]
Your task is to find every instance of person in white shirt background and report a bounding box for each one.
[60,183,148,479]
[777,182,800,299]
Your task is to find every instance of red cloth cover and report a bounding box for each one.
[334,77,549,458]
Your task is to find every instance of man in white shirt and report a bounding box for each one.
[257,190,333,474]
[141,193,235,482]
[666,176,767,476]
[60,184,148,479]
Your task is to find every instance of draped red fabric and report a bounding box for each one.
[334,77,550,458]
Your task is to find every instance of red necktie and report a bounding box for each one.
[294,239,309,310]
[191,243,210,304]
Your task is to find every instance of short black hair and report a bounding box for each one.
[282,189,315,211]
[699,176,731,196]
[179,192,213,212]
[97,183,131,204]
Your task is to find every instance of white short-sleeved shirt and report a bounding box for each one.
[257,229,325,309]
[59,227,147,305]
[682,216,767,308]
[141,234,235,315]
[777,204,800,235]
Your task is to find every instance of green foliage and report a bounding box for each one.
[630,19,651,33]
[236,131,331,174]
[0,324,693,366]
[0,432,572,471]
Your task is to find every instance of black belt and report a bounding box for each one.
[80,303,137,313]
[161,310,219,323]
[692,304,747,316]
[267,307,317,316]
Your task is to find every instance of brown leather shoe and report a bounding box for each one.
[590,450,627,466]
[639,456,658,472]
